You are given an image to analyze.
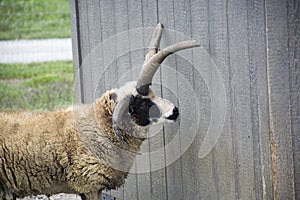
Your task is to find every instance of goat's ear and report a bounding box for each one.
[109,92,118,102]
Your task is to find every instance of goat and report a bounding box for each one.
[0,23,199,200]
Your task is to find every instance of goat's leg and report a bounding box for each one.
[144,23,163,63]
[80,191,102,200]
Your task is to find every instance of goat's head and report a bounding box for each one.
[111,23,199,141]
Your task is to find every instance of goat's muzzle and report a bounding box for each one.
[166,107,179,121]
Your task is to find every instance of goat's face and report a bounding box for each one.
[131,94,179,126]
[111,23,199,141]
[114,81,179,128]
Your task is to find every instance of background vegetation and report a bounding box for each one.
[0,0,70,40]
[0,0,73,111]
[0,62,74,111]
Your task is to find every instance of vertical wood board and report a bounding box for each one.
[69,0,299,199]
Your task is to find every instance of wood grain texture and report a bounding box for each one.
[171,1,201,200]
[121,1,144,200]
[266,0,295,199]
[69,0,299,199]
[86,0,102,101]
[141,1,168,200]
[158,1,186,200]
[77,0,94,103]
[248,0,274,199]
[99,0,117,93]
[208,0,236,199]
[158,1,184,200]
[227,0,256,199]
[191,0,218,199]
[287,0,300,199]
[69,0,83,103]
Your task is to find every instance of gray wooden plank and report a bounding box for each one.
[265,0,295,199]
[114,0,130,80]
[127,0,144,82]
[69,0,82,103]
[141,1,168,199]
[77,0,93,103]
[227,0,256,199]
[287,0,300,199]
[92,0,107,100]
[208,0,236,199]
[247,0,274,199]
[123,172,138,200]
[122,1,156,200]
[171,1,201,200]
[86,0,103,102]
[129,0,153,198]
[128,1,155,199]
[127,0,145,83]
[99,1,125,197]
[120,1,145,200]
[86,0,102,55]
[99,0,117,92]
[157,1,184,200]
[70,0,300,199]
[190,0,219,199]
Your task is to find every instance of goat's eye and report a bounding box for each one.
[129,105,134,113]
[129,95,135,105]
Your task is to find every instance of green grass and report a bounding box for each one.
[0,0,70,40]
[0,61,74,111]
[0,62,73,79]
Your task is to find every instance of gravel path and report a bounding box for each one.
[18,194,81,200]
[0,38,72,64]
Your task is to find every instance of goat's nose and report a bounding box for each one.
[166,107,179,120]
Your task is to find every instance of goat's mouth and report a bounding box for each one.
[147,106,179,126]
[152,106,179,124]
[166,107,179,120]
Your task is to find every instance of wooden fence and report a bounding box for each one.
[69,0,299,199]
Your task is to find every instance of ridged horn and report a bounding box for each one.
[145,23,163,63]
[136,40,200,95]
[112,95,131,144]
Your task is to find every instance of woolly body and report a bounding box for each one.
[0,90,144,199]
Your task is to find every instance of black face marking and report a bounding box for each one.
[129,95,161,126]
[166,107,179,120]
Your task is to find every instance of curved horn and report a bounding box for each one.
[145,23,163,62]
[112,95,131,143]
[136,40,200,95]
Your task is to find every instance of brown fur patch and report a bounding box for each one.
[0,90,144,198]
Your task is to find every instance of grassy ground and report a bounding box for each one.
[0,0,70,40]
[0,0,73,111]
[0,61,74,111]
